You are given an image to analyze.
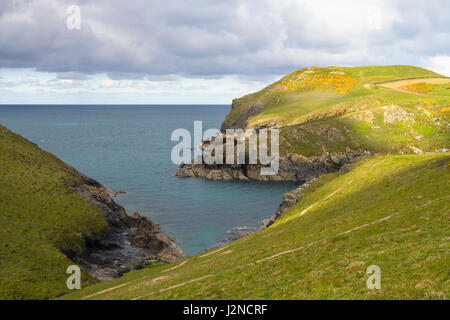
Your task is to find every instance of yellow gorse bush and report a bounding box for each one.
[419,100,450,118]
[278,67,356,94]
[438,105,450,117]
[402,82,434,94]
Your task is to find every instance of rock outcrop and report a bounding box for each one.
[383,104,415,123]
[176,151,368,182]
[65,171,184,281]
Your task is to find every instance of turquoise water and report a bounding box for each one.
[0,105,297,255]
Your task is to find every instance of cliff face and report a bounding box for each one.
[220,97,265,130]
[68,172,185,281]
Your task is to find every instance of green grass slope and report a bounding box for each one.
[222,65,449,157]
[0,125,109,299]
[64,154,449,300]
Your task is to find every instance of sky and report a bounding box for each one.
[0,0,449,104]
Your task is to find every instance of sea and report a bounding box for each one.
[0,105,298,255]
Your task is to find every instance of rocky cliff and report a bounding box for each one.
[66,169,185,280]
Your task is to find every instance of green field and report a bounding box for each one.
[64,154,449,300]
[0,125,109,299]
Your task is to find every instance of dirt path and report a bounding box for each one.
[81,282,131,300]
[254,211,400,264]
[161,260,187,273]
[199,246,229,258]
[296,180,353,218]
[376,77,450,95]
[131,274,215,300]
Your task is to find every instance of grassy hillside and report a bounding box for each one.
[222,65,449,157]
[64,154,449,300]
[0,125,109,299]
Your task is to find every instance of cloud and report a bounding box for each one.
[57,72,88,80]
[0,0,449,80]
[100,78,120,88]
[425,55,450,77]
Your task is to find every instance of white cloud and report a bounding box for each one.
[101,78,120,88]
[425,55,450,77]
[0,68,278,104]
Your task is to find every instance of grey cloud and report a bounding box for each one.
[57,72,89,80]
[0,0,449,79]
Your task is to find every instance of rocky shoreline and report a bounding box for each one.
[176,150,368,182]
[64,169,184,281]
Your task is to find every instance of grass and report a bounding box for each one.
[345,65,443,85]
[0,125,109,299]
[63,154,449,300]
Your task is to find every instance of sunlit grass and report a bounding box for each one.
[64,154,449,300]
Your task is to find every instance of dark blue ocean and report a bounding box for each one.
[0,105,297,255]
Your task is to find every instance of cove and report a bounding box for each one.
[0,104,298,255]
